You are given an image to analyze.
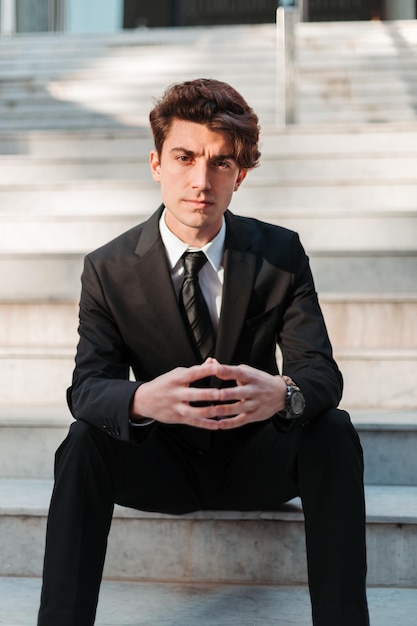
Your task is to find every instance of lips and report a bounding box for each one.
[184,197,214,205]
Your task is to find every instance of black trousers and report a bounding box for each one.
[37,409,369,626]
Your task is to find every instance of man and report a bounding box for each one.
[38,78,369,625]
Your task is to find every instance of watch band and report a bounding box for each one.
[282,375,299,390]
[279,376,305,420]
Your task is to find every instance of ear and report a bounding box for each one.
[150,150,161,181]
[234,169,247,192]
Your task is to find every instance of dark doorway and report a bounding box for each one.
[123,0,280,29]
[308,0,384,22]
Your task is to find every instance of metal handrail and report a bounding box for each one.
[0,0,16,35]
[276,3,299,126]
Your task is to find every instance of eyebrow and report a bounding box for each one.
[169,147,235,161]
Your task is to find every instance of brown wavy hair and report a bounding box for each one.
[149,78,261,170]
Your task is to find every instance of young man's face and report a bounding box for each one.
[150,118,247,246]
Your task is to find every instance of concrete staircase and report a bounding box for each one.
[298,19,417,123]
[1,19,417,129]
[0,21,417,625]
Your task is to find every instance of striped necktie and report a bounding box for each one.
[179,251,215,361]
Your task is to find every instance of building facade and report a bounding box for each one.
[0,0,416,35]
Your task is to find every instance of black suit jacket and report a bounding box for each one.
[67,206,342,442]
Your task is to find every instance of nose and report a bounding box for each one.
[191,160,211,191]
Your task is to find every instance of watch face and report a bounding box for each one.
[290,390,306,416]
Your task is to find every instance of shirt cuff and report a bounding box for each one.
[129,417,155,427]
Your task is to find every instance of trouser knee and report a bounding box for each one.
[298,408,364,474]
[54,419,116,482]
[304,408,361,445]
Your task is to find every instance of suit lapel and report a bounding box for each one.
[215,212,256,364]
[133,207,197,365]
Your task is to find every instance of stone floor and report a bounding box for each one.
[1,577,417,625]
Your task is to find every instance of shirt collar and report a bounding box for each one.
[159,209,226,272]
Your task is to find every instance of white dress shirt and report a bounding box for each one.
[159,210,226,333]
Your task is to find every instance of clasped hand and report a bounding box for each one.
[131,358,287,430]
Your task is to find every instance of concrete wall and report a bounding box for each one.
[385,0,416,20]
[66,0,123,33]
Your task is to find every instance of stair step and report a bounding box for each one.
[338,349,417,409]
[0,345,416,407]
[2,154,417,185]
[0,406,71,479]
[2,179,417,212]
[2,211,416,254]
[2,578,417,626]
[0,479,416,586]
[308,255,417,294]
[0,253,84,301]
[0,347,75,405]
[297,108,417,125]
[1,104,416,129]
[1,252,416,302]
[352,409,417,485]
[1,296,415,351]
[0,342,416,408]
[0,129,153,158]
[0,302,79,348]
[2,125,417,158]
[1,407,416,483]
[321,294,417,350]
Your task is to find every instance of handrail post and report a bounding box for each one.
[0,0,17,35]
[276,3,299,126]
[48,0,66,31]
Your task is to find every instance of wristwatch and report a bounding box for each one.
[281,376,306,420]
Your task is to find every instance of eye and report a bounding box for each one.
[214,159,231,170]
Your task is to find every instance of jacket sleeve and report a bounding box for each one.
[67,255,155,444]
[277,233,343,424]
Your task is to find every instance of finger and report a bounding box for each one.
[180,361,221,383]
[203,357,220,365]
[174,403,222,430]
[211,399,243,418]
[214,363,252,384]
[217,385,252,403]
[175,399,222,420]
[216,412,251,429]
[185,417,221,430]
[182,386,222,403]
